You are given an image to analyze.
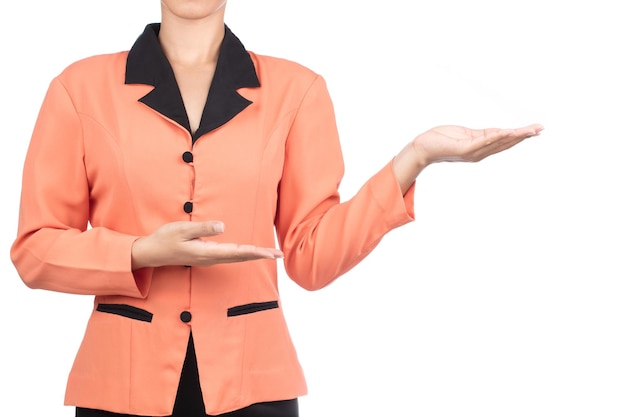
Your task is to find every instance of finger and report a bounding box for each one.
[461,124,541,161]
[470,135,528,161]
[484,136,527,158]
[485,128,514,143]
[199,243,284,264]
[479,125,540,147]
[510,125,542,138]
[473,128,506,140]
[179,221,225,240]
[524,123,544,134]
[467,129,513,151]
[236,244,284,259]
[476,123,542,140]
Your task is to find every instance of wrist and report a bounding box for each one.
[131,236,153,270]
[393,142,428,194]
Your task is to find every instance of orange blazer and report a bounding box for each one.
[10,24,415,415]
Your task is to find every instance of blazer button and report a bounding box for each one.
[180,311,192,323]
[182,151,193,163]
[183,201,193,213]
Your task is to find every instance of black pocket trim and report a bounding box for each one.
[96,304,153,323]
[227,301,279,317]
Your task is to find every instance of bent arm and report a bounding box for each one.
[275,76,415,291]
[10,77,151,297]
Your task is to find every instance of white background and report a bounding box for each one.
[1,1,625,416]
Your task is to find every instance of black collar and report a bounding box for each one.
[125,23,260,142]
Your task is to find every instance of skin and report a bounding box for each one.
[130,0,543,270]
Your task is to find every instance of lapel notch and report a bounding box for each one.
[125,23,261,141]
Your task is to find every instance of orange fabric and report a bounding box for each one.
[10,50,415,415]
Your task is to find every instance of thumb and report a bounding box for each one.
[178,221,224,240]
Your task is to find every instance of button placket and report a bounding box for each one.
[180,145,195,316]
[181,148,195,216]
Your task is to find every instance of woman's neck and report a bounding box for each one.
[158,4,226,67]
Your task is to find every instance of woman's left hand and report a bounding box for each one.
[393,123,543,193]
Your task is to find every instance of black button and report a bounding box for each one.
[183,202,193,213]
[180,311,192,323]
[182,151,193,163]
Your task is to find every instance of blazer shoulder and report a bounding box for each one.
[56,51,128,89]
[249,52,321,89]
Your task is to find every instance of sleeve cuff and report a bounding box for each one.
[367,159,416,229]
[104,234,154,298]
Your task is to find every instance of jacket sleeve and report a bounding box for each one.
[275,75,415,291]
[9,77,152,297]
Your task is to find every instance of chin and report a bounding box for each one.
[161,0,227,20]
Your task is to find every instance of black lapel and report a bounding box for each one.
[125,23,260,142]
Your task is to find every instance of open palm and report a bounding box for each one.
[413,124,543,165]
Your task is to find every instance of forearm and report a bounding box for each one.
[11,226,151,297]
[279,161,415,290]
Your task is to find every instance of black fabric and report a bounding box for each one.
[96,304,153,322]
[75,333,299,417]
[125,23,261,143]
[227,301,279,317]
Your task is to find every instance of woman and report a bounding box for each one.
[10,1,542,416]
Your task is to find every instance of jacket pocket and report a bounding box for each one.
[96,303,153,323]
[227,301,279,317]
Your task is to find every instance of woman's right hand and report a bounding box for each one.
[131,221,283,270]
